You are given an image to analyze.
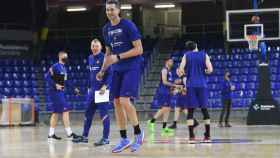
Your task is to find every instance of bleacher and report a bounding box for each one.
[1,38,279,112]
[0,58,41,111]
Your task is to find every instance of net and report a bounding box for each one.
[0,98,35,126]
[246,35,260,51]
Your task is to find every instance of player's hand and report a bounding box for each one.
[172,89,178,95]
[174,85,183,89]
[231,85,235,91]
[56,84,64,90]
[178,69,185,76]
[174,79,182,85]
[178,86,184,92]
[182,88,187,95]
[205,69,212,74]
[74,88,81,96]
[99,85,107,95]
[49,68,54,75]
[96,71,105,81]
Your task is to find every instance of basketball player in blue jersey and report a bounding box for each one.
[72,39,111,146]
[46,51,79,140]
[169,68,199,129]
[219,71,235,128]
[147,59,181,134]
[96,0,144,153]
[169,70,186,129]
[179,41,213,143]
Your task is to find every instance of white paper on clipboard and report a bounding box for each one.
[95,90,110,103]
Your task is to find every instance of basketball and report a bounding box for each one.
[251,15,260,23]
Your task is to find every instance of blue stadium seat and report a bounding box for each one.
[271,67,277,74]
[241,68,249,74]
[4,73,11,79]
[240,75,248,82]
[249,67,258,74]
[0,88,4,94]
[14,80,22,87]
[247,82,256,90]
[4,88,12,96]
[6,80,13,87]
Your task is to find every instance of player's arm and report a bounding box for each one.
[100,46,112,72]
[205,54,213,74]
[47,67,64,90]
[99,26,113,73]
[64,76,80,95]
[97,46,112,81]
[99,66,112,95]
[182,76,187,94]
[119,39,143,60]
[179,54,186,75]
[45,68,55,86]
[86,59,91,91]
[230,83,235,91]
[103,66,112,87]
[162,69,179,88]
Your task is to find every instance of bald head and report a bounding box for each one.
[58,51,68,64]
[91,39,102,55]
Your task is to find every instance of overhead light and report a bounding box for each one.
[154,3,175,9]
[66,6,87,12]
[121,4,132,10]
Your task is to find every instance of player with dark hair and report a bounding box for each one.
[219,71,235,127]
[96,0,144,153]
[168,68,199,129]
[147,59,181,134]
[179,41,213,143]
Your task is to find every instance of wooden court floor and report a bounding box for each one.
[0,122,280,158]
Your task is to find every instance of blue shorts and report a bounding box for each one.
[176,94,188,109]
[170,94,177,108]
[111,69,140,99]
[49,90,71,113]
[158,91,171,107]
[186,87,208,108]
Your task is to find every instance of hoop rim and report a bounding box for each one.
[246,35,262,41]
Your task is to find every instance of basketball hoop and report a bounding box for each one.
[246,35,260,51]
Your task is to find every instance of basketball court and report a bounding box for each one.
[1,0,280,157]
[1,122,280,158]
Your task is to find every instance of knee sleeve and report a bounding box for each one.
[201,108,210,120]
[187,119,194,126]
[187,108,194,120]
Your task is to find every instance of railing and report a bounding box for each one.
[47,23,224,40]
[0,23,31,30]
[154,23,224,37]
[184,23,223,35]
[48,27,101,39]
[156,24,184,38]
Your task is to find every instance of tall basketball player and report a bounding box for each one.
[179,41,213,143]
[96,0,144,153]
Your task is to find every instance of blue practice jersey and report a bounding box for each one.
[103,19,142,71]
[88,52,112,90]
[184,51,208,88]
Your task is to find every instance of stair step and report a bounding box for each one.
[139,38,174,109]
